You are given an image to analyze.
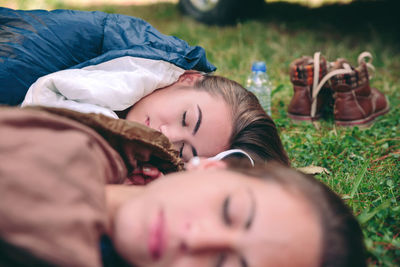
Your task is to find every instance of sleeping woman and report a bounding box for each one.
[0,129,366,267]
[21,63,289,166]
[1,7,288,178]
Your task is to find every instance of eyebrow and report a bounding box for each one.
[192,104,202,136]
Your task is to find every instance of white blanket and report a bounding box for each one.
[22,56,185,119]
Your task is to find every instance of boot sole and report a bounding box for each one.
[288,113,321,123]
[334,103,390,127]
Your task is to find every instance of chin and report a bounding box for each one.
[114,209,146,266]
[113,231,144,267]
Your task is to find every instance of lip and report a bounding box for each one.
[145,116,150,127]
[148,209,166,261]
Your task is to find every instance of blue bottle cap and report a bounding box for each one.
[251,61,267,72]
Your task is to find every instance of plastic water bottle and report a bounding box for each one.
[246,61,272,116]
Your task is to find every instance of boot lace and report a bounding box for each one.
[310,51,374,118]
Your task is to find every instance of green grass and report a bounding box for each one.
[6,1,400,265]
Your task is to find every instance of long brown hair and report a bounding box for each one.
[193,74,290,166]
[231,161,366,267]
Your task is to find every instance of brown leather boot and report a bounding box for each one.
[288,52,331,121]
[330,54,389,127]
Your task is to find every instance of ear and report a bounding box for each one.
[186,157,227,171]
[202,159,227,170]
[176,70,203,86]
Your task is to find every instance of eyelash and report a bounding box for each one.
[216,252,227,267]
[182,111,187,127]
[223,196,232,226]
[179,111,188,158]
[179,142,184,158]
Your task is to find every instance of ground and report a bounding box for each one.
[2,0,399,265]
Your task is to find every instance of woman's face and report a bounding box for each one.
[126,82,232,162]
[114,169,322,267]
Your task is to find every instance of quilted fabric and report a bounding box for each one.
[0,7,216,105]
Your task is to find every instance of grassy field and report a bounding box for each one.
[4,0,399,265]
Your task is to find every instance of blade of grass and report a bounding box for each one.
[358,199,392,224]
[271,84,284,97]
[350,161,369,199]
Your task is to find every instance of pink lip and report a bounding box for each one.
[149,209,165,261]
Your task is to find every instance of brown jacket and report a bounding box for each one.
[0,107,182,266]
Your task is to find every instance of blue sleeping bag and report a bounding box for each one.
[0,7,216,105]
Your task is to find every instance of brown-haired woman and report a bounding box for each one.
[24,68,289,172]
[0,122,365,267]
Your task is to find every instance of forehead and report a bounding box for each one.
[246,181,322,267]
[183,89,233,157]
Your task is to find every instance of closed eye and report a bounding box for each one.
[182,111,187,127]
[223,196,232,226]
[216,252,227,267]
[179,142,185,158]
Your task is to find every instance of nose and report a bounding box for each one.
[159,124,188,154]
[181,221,235,253]
[159,124,181,142]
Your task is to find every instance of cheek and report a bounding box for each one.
[113,202,146,258]
[168,199,206,223]
[168,200,220,242]
[168,253,214,267]
[129,94,162,117]
[145,178,224,223]
[126,103,143,121]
